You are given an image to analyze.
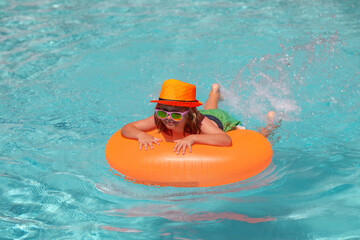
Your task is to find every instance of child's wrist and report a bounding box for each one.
[136,131,147,139]
[188,134,197,144]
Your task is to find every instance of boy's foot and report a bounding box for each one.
[210,83,224,101]
[266,111,276,126]
[259,111,280,138]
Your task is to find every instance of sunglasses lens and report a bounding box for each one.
[171,113,182,121]
[156,110,167,119]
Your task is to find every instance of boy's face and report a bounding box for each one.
[156,105,189,130]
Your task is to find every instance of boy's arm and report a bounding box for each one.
[121,116,161,150]
[198,117,232,146]
[121,116,157,140]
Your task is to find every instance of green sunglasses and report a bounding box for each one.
[155,109,189,121]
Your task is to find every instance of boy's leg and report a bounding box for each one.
[203,83,221,110]
[259,111,281,138]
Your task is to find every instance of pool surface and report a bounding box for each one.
[1,0,360,239]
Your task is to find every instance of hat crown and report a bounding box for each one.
[150,79,202,107]
[159,79,196,101]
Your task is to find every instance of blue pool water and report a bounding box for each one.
[1,0,360,239]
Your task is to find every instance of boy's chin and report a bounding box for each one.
[163,121,178,128]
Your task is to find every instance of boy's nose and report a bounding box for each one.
[166,114,172,120]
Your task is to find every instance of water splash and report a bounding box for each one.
[221,33,344,127]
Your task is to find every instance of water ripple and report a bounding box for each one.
[104,204,275,224]
[96,163,278,202]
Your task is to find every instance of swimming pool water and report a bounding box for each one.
[1,0,359,239]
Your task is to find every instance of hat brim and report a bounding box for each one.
[150,100,202,107]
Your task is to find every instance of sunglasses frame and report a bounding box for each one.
[155,109,189,121]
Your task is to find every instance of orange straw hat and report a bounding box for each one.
[150,79,203,107]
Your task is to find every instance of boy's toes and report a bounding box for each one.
[211,83,220,92]
[210,83,224,101]
[267,111,276,120]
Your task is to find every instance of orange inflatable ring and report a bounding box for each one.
[105,129,272,187]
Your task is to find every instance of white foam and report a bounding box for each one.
[221,33,343,124]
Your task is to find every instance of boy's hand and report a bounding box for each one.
[137,132,162,150]
[173,135,195,155]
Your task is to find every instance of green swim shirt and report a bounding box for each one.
[199,109,242,132]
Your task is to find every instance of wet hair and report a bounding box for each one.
[154,104,203,136]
